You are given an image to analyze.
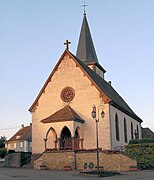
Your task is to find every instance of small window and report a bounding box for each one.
[30,142,32,148]
[16,135,20,139]
[115,113,120,141]
[14,143,16,149]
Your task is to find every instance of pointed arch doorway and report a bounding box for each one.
[60,126,72,150]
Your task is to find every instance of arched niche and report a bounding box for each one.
[46,127,57,149]
[74,127,82,150]
[60,126,72,150]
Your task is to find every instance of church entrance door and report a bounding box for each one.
[60,126,72,150]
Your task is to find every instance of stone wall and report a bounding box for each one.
[34,151,75,170]
[76,151,137,171]
[34,150,137,171]
[5,152,31,168]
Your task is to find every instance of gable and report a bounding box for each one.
[29,50,110,112]
[29,50,141,123]
[7,126,32,142]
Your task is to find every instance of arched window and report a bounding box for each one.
[136,125,139,139]
[115,113,120,141]
[124,118,127,143]
[131,122,134,139]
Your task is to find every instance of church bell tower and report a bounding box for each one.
[76,11,106,79]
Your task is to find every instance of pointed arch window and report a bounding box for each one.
[115,113,120,141]
[136,125,139,139]
[131,122,134,139]
[124,118,127,143]
[134,125,139,139]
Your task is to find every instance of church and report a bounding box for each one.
[29,11,142,155]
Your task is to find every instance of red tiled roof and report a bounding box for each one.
[41,105,84,124]
[7,125,32,142]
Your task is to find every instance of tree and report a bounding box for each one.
[0,136,7,148]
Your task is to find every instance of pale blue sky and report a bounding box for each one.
[0,0,154,138]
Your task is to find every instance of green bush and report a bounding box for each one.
[129,138,154,144]
[125,143,154,170]
[0,148,7,158]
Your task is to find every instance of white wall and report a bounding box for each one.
[109,105,142,150]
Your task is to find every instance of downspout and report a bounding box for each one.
[109,103,113,150]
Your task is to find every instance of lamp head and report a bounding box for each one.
[101,111,105,118]
[91,105,96,119]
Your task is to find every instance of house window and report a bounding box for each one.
[30,142,32,148]
[8,144,10,149]
[14,143,16,149]
[131,122,134,139]
[20,142,23,148]
[115,113,120,141]
[124,118,127,143]
[16,135,20,139]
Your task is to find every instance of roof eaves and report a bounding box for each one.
[29,50,69,112]
[70,52,142,123]
[110,102,142,123]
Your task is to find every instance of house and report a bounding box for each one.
[142,127,154,139]
[6,124,32,152]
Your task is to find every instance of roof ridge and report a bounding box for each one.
[7,125,32,142]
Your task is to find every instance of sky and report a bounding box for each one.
[0,0,154,139]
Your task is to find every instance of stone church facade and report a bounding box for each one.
[29,12,142,155]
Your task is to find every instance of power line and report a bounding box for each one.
[0,126,20,131]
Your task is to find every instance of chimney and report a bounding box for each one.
[108,81,112,85]
[21,124,24,129]
[30,123,32,126]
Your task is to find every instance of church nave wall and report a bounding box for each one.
[109,105,142,150]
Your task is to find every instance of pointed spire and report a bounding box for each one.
[76,13,99,64]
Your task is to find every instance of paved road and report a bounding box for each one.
[0,168,154,180]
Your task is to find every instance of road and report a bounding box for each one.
[0,168,154,180]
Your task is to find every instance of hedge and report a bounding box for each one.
[129,138,154,145]
[125,143,154,170]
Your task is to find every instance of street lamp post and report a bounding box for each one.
[91,105,105,174]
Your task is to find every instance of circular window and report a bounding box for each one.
[61,87,75,102]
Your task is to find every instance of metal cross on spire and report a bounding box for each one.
[81,1,88,15]
[64,40,71,50]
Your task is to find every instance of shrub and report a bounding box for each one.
[7,149,15,154]
[0,148,7,158]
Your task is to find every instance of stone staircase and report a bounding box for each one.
[31,154,43,169]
